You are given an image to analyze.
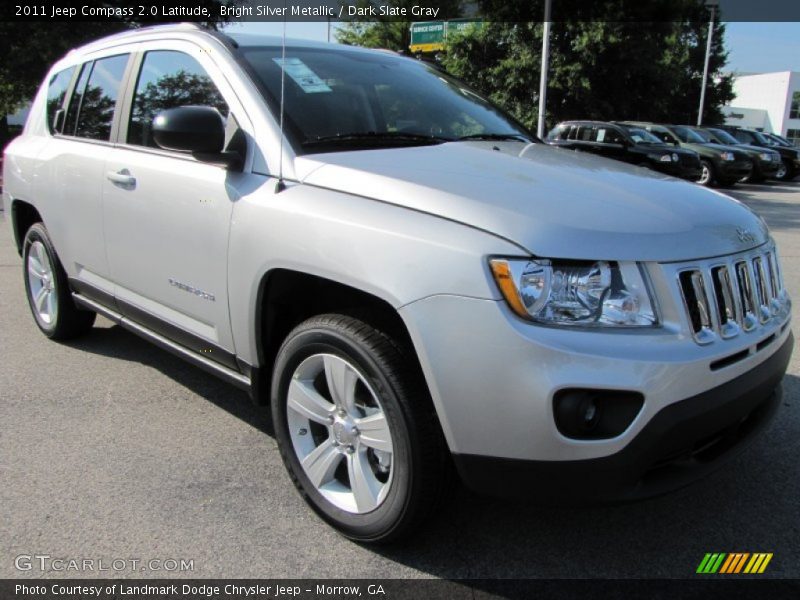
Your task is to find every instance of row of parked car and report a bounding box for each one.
[546,121,800,187]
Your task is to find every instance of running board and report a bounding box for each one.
[72,293,252,392]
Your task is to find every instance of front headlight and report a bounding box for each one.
[489,259,658,327]
[759,152,772,161]
[720,152,735,161]
[656,154,672,163]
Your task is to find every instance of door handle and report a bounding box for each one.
[106,169,136,187]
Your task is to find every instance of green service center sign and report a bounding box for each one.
[409,20,482,53]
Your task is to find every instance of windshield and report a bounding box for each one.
[671,125,706,143]
[690,128,713,142]
[623,127,662,144]
[235,42,532,152]
[707,128,739,145]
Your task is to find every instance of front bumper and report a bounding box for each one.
[453,333,791,501]
[399,284,792,500]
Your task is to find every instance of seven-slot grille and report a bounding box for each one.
[678,246,786,345]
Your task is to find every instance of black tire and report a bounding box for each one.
[22,222,96,340]
[775,160,792,181]
[697,159,716,187]
[271,313,451,543]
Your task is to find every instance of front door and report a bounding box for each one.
[102,45,248,367]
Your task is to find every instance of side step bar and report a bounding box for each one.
[72,293,252,393]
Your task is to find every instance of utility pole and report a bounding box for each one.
[537,0,552,139]
[697,0,719,126]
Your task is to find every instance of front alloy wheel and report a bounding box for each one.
[775,161,788,180]
[697,160,714,186]
[288,353,394,514]
[271,314,451,543]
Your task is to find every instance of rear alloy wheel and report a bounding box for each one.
[697,160,715,186]
[23,223,95,339]
[271,314,450,542]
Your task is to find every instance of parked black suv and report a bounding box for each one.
[719,126,800,181]
[690,126,781,183]
[622,122,752,187]
[546,121,702,181]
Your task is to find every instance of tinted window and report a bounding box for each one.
[546,124,571,141]
[733,130,755,144]
[594,127,623,144]
[128,51,228,148]
[577,126,594,141]
[650,128,676,144]
[73,54,129,141]
[46,67,75,133]
[64,63,91,136]
[671,125,705,143]
[707,128,739,145]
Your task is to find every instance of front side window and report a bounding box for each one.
[71,54,130,141]
[790,92,800,120]
[236,42,531,152]
[594,127,623,144]
[127,50,228,148]
[46,66,75,133]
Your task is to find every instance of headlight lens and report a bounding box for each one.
[759,152,773,161]
[490,259,658,327]
[656,154,672,163]
[721,152,735,161]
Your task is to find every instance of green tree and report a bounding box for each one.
[0,1,231,142]
[440,0,734,131]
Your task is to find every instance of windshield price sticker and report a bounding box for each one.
[273,58,332,93]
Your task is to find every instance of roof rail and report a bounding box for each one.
[66,22,209,56]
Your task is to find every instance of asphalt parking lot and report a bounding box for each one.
[1,181,799,580]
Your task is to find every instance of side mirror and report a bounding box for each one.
[152,106,241,169]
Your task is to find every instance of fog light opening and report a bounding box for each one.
[554,389,644,440]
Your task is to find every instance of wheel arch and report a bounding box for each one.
[10,199,43,256]
[252,269,427,405]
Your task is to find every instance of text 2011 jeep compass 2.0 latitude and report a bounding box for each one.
[3,25,793,542]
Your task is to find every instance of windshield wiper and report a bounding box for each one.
[454,133,531,142]
[304,131,449,146]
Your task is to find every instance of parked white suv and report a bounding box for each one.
[3,24,793,542]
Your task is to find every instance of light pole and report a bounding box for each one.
[537,0,552,139]
[697,0,719,126]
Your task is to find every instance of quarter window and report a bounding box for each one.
[46,66,75,134]
[127,50,228,148]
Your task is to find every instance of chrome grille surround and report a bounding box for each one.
[672,243,790,345]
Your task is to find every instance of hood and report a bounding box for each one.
[295,142,768,262]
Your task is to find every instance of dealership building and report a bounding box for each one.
[722,71,800,146]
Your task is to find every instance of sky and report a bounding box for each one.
[228,21,800,75]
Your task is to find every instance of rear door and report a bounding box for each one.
[33,52,133,302]
[102,42,252,366]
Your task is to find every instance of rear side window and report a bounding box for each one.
[46,67,75,133]
[66,54,129,141]
[127,50,228,148]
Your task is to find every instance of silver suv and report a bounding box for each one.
[4,25,793,542]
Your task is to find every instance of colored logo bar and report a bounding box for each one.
[697,553,773,574]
